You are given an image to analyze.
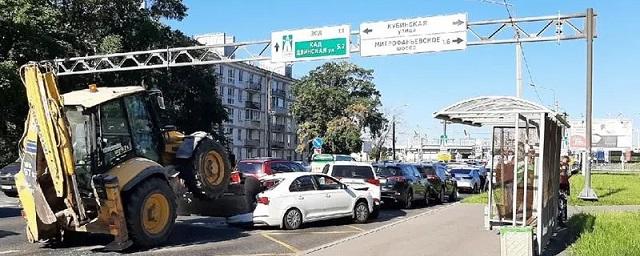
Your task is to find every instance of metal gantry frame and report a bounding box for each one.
[46,8,598,255]
[52,11,593,76]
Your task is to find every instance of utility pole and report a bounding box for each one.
[266,72,273,157]
[392,117,396,160]
[579,8,598,200]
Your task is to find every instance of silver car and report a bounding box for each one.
[450,168,482,194]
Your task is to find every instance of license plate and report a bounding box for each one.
[1,185,13,190]
[380,178,387,184]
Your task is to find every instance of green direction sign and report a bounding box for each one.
[271,25,351,63]
[295,38,348,58]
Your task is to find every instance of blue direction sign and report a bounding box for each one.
[312,137,324,149]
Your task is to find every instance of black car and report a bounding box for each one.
[415,163,458,203]
[374,163,431,209]
[0,160,20,197]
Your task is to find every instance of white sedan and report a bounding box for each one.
[253,172,373,230]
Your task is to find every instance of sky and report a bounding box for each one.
[165,0,639,146]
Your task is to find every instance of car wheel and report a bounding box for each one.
[283,208,302,230]
[424,191,430,206]
[353,201,370,224]
[3,191,18,198]
[449,186,458,202]
[438,188,445,204]
[369,207,380,219]
[402,191,413,209]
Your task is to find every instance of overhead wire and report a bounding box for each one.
[502,0,547,107]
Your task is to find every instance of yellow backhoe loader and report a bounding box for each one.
[16,63,234,250]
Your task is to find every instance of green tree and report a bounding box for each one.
[0,0,227,166]
[291,62,386,155]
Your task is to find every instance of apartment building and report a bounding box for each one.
[195,33,300,161]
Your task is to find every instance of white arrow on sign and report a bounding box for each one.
[359,13,468,57]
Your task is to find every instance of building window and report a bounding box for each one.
[218,86,224,97]
[237,128,242,140]
[238,110,242,121]
[228,68,235,83]
[219,65,224,76]
[249,73,254,83]
[239,70,244,82]
[227,108,234,123]
[227,87,235,104]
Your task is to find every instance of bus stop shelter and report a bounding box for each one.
[433,96,569,255]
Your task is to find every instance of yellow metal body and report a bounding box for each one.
[104,158,164,189]
[17,64,80,241]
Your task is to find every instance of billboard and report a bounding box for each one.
[568,119,633,151]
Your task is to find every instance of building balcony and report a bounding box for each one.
[272,89,286,96]
[272,124,285,133]
[271,141,285,149]
[245,81,262,92]
[245,119,261,129]
[272,107,288,116]
[245,138,261,147]
[245,100,261,110]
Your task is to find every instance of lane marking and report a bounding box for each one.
[345,225,365,232]
[214,254,294,256]
[0,250,20,255]
[261,232,300,253]
[266,230,359,235]
[302,202,461,255]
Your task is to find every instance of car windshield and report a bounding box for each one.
[237,162,263,174]
[450,169,472,175]
[375,166,402,177]
[331,165,374,179]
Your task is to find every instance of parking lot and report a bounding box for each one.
[0,193,468,256]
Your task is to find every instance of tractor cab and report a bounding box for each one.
[62,86,166,194]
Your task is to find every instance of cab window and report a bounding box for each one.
[124,95,160,162]
[99,100,133,168]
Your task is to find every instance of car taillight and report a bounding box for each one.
[263,162,272,175]
[230,171,241,184]
[257,196,270,205]
[366,178,380,186]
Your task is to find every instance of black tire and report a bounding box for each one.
[124,178,177,248]
[181,138,232,199]
[369,207,380,219]
[283,208,302,230]
[436,187,445,204]
[353,201,370,224]
[449,186,458,202]
[424,191,430,206]
[3,191,18,197]
[402,191,413,209]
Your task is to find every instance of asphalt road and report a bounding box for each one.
[0,192,478,256]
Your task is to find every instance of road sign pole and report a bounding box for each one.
[579,8,598,201]
[392,117,396,161]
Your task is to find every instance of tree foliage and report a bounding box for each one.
[0,0,227,166]
[291,62,386,155]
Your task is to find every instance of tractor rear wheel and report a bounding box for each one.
[125,178,177,248]
[182,138,232,199]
